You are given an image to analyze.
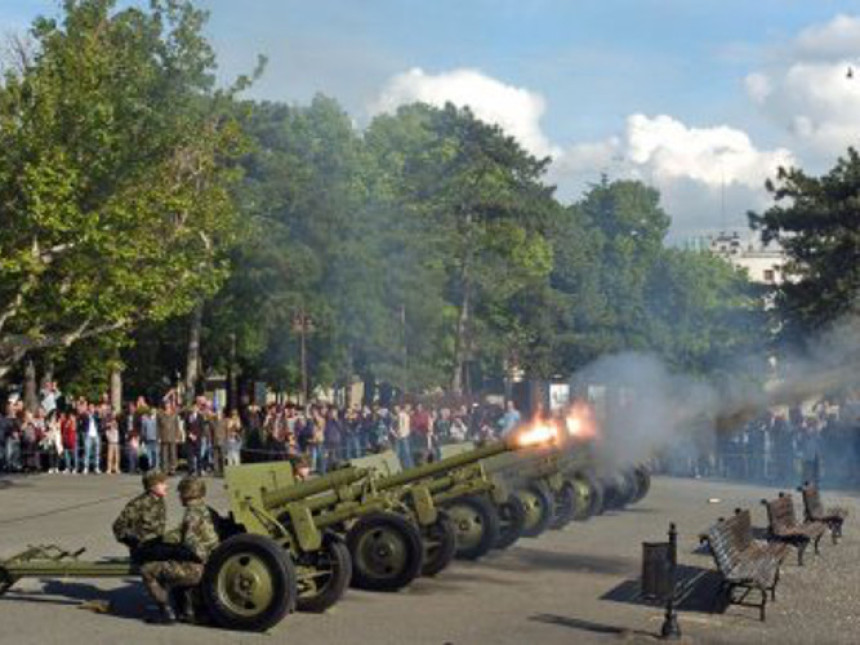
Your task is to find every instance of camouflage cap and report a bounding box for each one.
[142,470,168,490]
[177,476,206,500]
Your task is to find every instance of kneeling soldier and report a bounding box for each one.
[140,476,220,625]
[113,471,168,564]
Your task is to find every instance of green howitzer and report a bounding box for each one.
[224,438,519,598]
[347,438,525,567]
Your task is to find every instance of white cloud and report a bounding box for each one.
[369,67,561,158]
[745,14,860,161]
[795,14,860,60]
[550,115,793,237]
[371,69,793,237]
[623,114,793,189]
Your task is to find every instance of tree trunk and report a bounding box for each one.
[110,367,123,414]
[24,359,38,412]
[184,302,204,406]
[452,268,471,395]
[227,332,237,413]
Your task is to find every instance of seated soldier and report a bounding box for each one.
[140,476,220,625]
[112,471,167,564]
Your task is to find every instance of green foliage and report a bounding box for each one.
[750,148,860,339]
[0,0,242,379]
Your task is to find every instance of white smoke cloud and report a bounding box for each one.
[745,14,860,161]
[369,67,561,158]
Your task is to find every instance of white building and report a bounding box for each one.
[707,231,788,285]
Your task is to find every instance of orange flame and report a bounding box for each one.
[564,402,598,441]
[515,422,557,448]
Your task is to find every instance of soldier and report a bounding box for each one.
[140,476,220,625]
[112,471,168,564]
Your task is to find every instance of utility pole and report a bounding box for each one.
[292,309,314,405]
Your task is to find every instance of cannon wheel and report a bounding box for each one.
[0,566,16,596]
[631,465,651,503]
[603,472,636,510]
[570,478,592,521]
[446,495,500,560]
[202,533,297,632]
[516,483,554,538]
[494,494,526,550]
[295,535,352,613]
[549,481,577,530]
[586,476,606,517]
[347,512,425,592]
[420,512,457,577]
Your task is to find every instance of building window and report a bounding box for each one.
[764,269,775,282]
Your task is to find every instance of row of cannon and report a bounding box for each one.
[0,431,651,631]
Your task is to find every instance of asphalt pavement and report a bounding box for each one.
[1,472,858,645]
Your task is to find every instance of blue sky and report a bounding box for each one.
[3,1,860,236]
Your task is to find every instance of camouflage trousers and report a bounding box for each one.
[140,561,204,605]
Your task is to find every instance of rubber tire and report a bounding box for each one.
[494,494,527,550]
[295,536,352,613]
[346,512,425,592]
[516,483,554,538]
[632,465,651,503]
[447,495,501,561]
[420,513,457,577]
[587,476,606,517]
[570,478,592,521]
[549,481,577,530]
[202,533,297,632]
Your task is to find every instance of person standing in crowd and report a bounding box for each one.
[20,409,40,472]
[393,404,414,469]
[499,401,521,437]
[121,402,140,474]
[140,477,220,625]
[43,411,63,474]
[324,407,343,465]
[308,407,326,473]
[211,407,227,476]
[113,471,168,564]
[225,411,242,467]
[157,402,179,476]
[60,410,78,474]
[4,403,22,472]
[140,406,159,471]
[40,381,61,417]
[79,402,102,474]
[410,403,431,464]
[105,413,121,474]
[184,402,204,475]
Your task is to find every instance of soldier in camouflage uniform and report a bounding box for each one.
[140,476,220,625]
[112,471,168,564]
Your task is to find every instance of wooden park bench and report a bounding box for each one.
[761,492,826,566]
[700,509,782,621]
[798,481,848,544]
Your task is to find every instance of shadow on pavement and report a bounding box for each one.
[600,564,727,614]
[4,578,148,621]
[529,613,657,640]
[503,547,636,575]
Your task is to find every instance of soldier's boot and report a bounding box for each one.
[178,589,196,624]
[146,603,176,625]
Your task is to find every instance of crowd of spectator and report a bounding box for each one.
[661,399,860,488]
[0,381,525,477]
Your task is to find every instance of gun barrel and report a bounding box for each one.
[376,439,512,491]
[261,466,369,510]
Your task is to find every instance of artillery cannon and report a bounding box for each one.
[0,432,554,631]
[347,437,530,565]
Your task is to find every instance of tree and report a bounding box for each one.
[367,103,557,394]
[750,148,860,339]
[0,0,242,381]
